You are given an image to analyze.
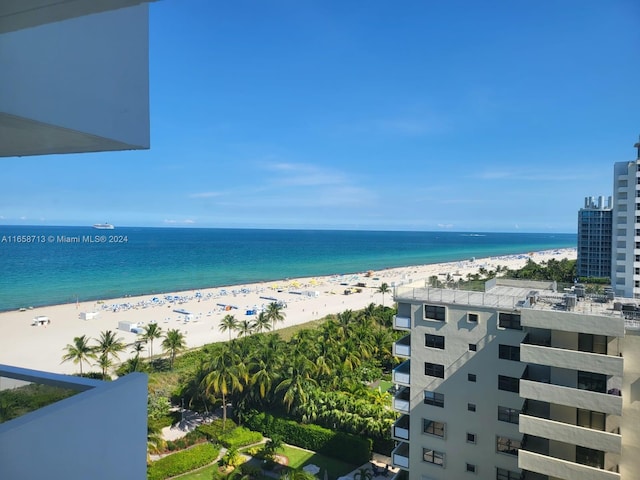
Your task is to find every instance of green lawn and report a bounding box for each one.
[174,464,218,480]
[373,380,394,394]
[280,444,359,479]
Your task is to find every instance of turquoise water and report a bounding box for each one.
[0,226,576,311]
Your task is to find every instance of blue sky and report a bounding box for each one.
[3,0,639,232]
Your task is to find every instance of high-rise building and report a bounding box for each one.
[611,138,640,298]
[391,278,640,480]
[577,196,612,280]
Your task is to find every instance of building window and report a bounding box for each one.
[423,419,445,437]
[425,334,445,349]
[425,362,445,378]
[498,375,519,393]
[468,313,478,323]
[425,304,446,321]
[468,373,477,382]
[498,344,520,361]
[469,343,477,352]
[466,463,477,473]
[467,433,476,444]
[577,409,605,431]
[577,371,606,393]
[424,391,444,407]
[496,436,521,456]
[422,448,445,467]
[496,468,520,480]
[468,403,476,412]
[498,406,520,424]
[576,446,605,469]
[498,312,521,330]
[578,334,607,354]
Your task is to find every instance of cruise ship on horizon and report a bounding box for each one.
[92,223,114,230]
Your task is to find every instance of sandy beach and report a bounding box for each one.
[0,248,576,375]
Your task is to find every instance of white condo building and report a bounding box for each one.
[611,139,640,298]
[391,278,640,480]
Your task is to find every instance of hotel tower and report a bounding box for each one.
[390,278,640,480]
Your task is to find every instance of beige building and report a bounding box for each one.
[391,278,640,480]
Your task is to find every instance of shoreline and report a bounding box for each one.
[0,248,576,375]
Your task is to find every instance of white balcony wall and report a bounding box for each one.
[519,450,620,480]
[520,380,622,415]
[521,344,623,377]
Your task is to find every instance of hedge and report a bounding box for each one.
[147,443,220,480]
[218,426,263,449]
[244,412,371,464]
[196,418,237,442]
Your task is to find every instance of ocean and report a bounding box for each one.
[0,226,576,312]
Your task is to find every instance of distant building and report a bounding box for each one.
[577,196,612,280]
[611,138,640,298]
[390,277,640,480]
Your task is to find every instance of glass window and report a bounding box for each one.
[468,313,478,323]
[498,312,521,330]
[425,362,445,378]
[578,334,607,354]
[577,371,606,393]
[498,375,520,393]
[424,391,444,407]
[468,403,476,412]
[498,406,520,424]
[425,334,445,349]
[576,446,605,469]
[425,304,446,321]
[496,436,521,456]
[422,449,445,466]
[468,373,477,382]
[423,419,445,437]
[499,344,520,361]
[469,343,477,352]
[466,463,476,473]
[467,432,476,443]
[496,468,520,480]
[577,409,605,431]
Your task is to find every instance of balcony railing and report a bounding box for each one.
[393,334,411,358]
[392,414,410,441]
[393,360,411,386]
[393,387,410,413]
[392,441,410,470]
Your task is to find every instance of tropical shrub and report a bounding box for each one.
[218,426,262,449]
[196,418,237,442]
[147,443,220,480]
[244,412,371,464]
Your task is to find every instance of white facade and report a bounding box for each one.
[391,279,640,480]
[611,140,640,298]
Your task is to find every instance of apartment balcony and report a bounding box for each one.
[393,360,411,386]
[392,414,410,441]
[521,311,624,337]
[519,450,620,480]
[520,344,623,377]
[520,380,622,415]
[393,315,411,330]
[393,334,411,358]
[519,414,621,454]
[393,387,410,413]
[392,441,410,470]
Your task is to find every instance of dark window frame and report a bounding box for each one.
[498,312,522,330]
[468,373,477,382]
[424,391,445,408]
[467,432,476,444]
[468,403,476,412]
[468,313,479,323]
[496,468,520,480]
[424,304,446,321]
[498,375,519,393]
[496,436,521,456]
[499,344,520,361]
[422,448,445,467]
[469,343,477,352]
[423,418,446,437]
[577,371,606,393]
[498,406,520,424]
[425,362,445,378]
[425,333,445,349]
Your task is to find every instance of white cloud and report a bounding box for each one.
[438,223,454,229]
[189,192,223,199]
[164,218,196,224]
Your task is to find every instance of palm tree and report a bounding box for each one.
[95,330,125,379]
[142,323,163,358]
[253,311,272,333]
[237,319,254,338]
[265,302,286,331]
[275,354,316,412]
[353,467,374,480]
[263,435,283,461]
[219,314,238,341]
[61,334,96,375]
[279,470,316,480]
[201,344,247,429]
[162,328,186,369]
[377,282,391,306]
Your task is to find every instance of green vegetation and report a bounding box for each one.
[147,443,220,480]
[0,383,77,424]
[218,426,263,449]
